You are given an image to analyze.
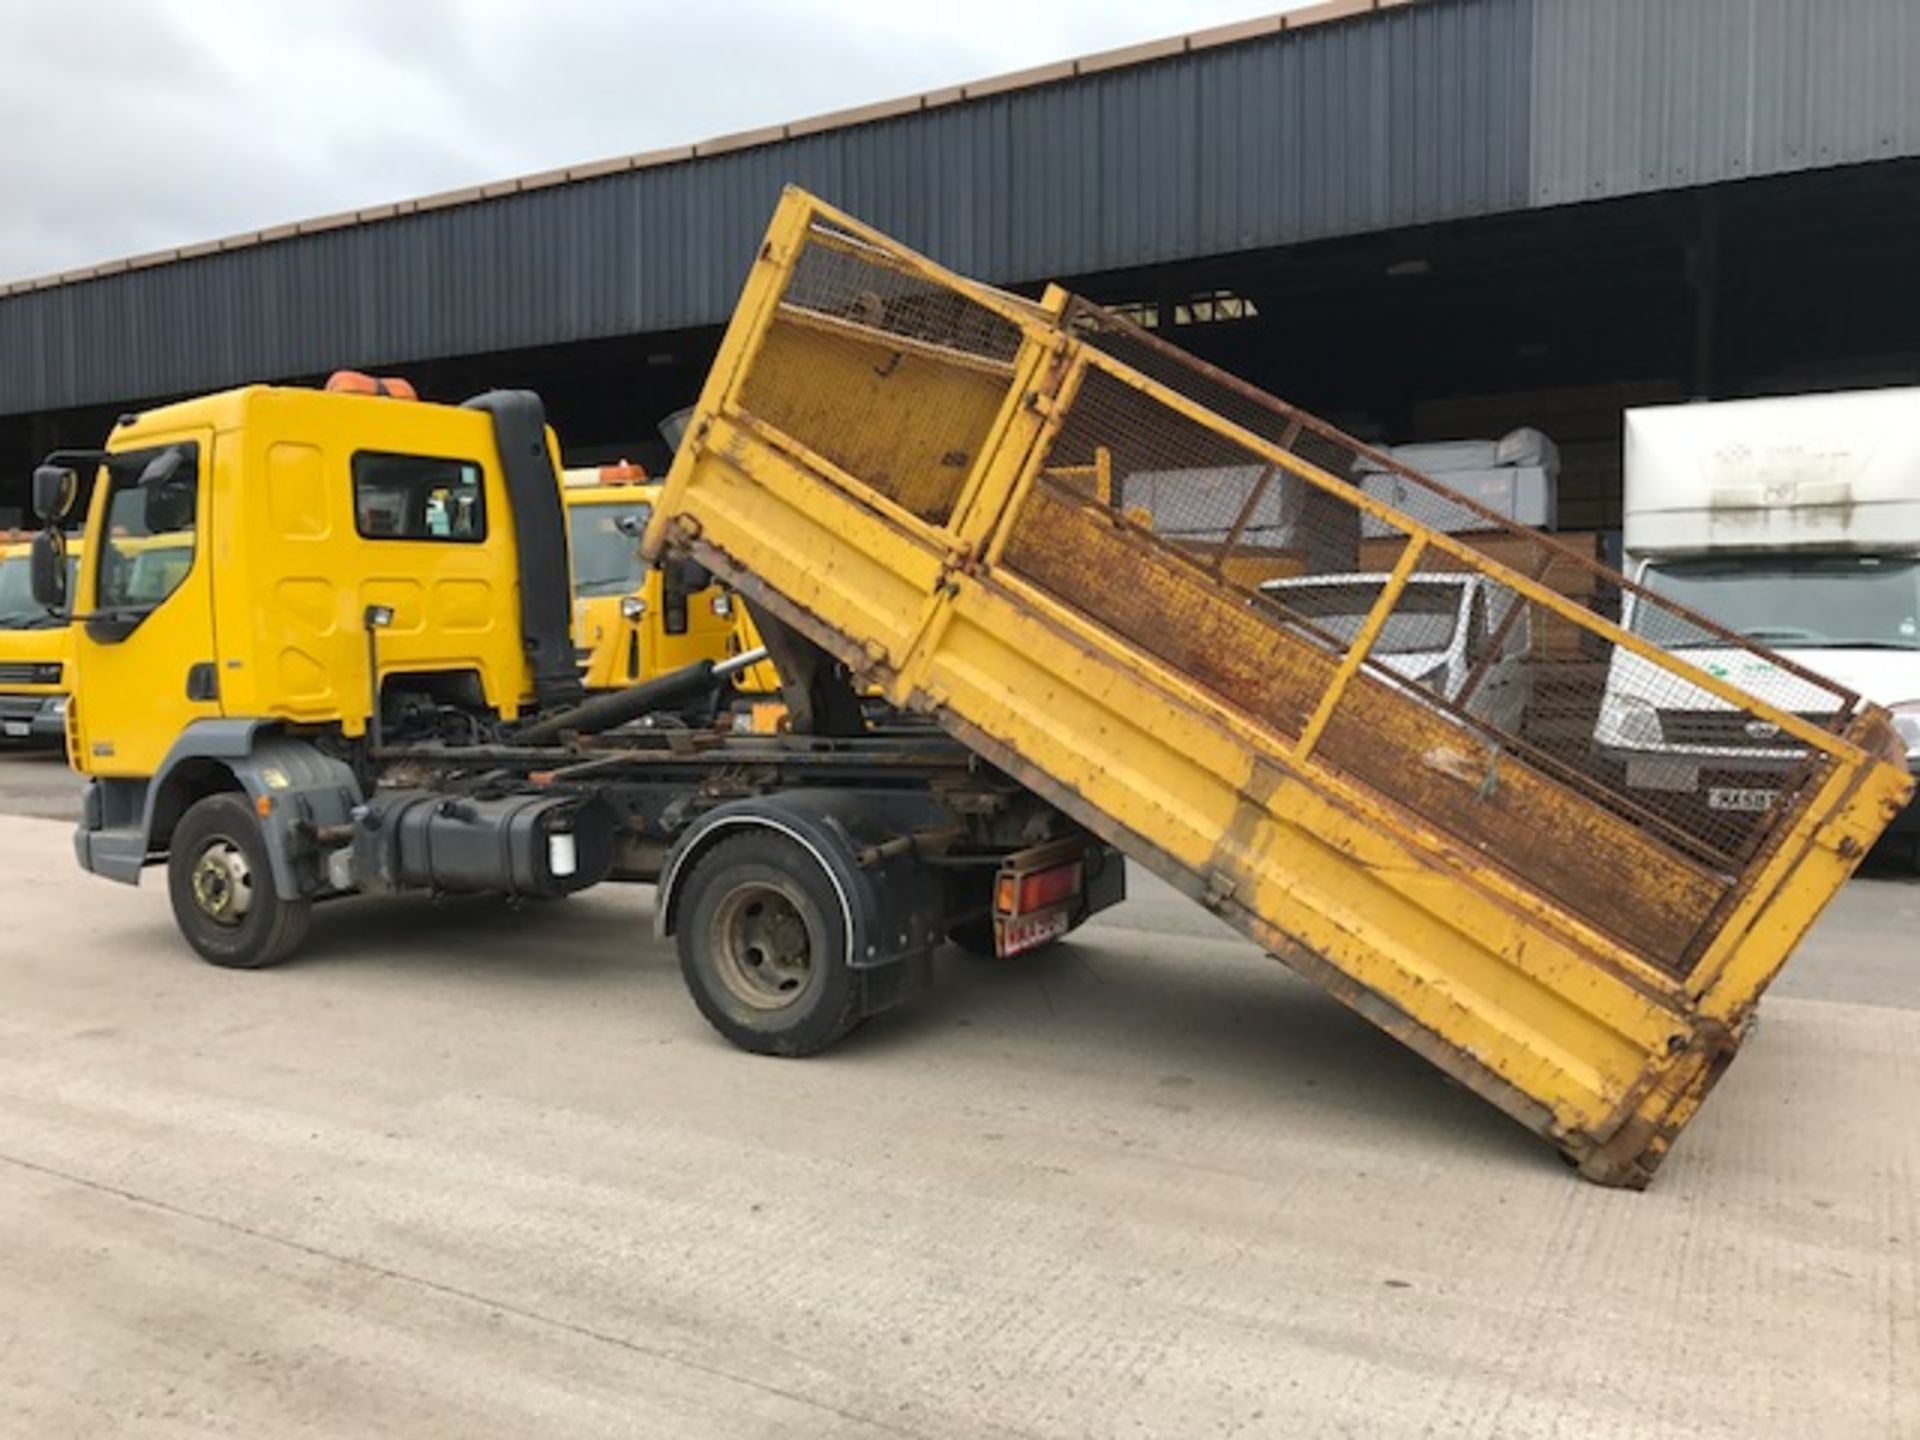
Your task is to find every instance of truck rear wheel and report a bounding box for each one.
[675,832,862,1056]
[167,794,312,969]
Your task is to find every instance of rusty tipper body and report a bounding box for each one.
[646,188,1912,1185]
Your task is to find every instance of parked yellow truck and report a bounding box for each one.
[25,193,1909,1185]
[562,462,735,693]
[0,535,80,746]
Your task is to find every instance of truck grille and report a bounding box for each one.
[0,661,61,686]
[1662,710,1826,750]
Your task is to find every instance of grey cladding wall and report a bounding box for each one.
[0,0,1531,418]
[1529,0,1920,205]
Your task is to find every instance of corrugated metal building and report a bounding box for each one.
[4,0,1919,522]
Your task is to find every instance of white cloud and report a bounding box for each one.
[0,0,1303,281]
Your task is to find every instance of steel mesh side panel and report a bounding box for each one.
[1000,363,1727,966]
[992,313,1862,970]
[1344,476,1846,875]
[1006,483,1337,743]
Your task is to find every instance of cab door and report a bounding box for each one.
[649,560,735,675]
[70,429,221,778]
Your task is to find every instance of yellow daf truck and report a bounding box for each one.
[28,374,1122,1037]
[561,462,734,692]
[27,193,1909,1185]
[0,534,81,746]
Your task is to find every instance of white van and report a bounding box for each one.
[1259,572,1532,734]
[1597,388,1920,855]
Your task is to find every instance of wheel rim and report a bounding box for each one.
[189,838,253,927]
[708,881,817,1011]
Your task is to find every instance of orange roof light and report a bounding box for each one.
[599,460,647,484]
[324,370,419,400]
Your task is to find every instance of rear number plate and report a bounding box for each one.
[1000,908,1071,957]
[1708,787,1776,813]
[2,721,28,738]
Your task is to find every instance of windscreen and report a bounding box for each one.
[0,554,34,627]
[568,502,652,598]
[1263,581,1462,655]
[1635,555,1920,650]
[0,551,78,628]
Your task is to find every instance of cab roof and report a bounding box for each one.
[107,383,481,450]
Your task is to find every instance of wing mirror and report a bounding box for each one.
[665,556,712,594]
[660,555,709,636]
[28,529,67,611]
[32,464,79,522]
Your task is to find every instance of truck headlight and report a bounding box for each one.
[711,593,734,618]
[620,595,647,622]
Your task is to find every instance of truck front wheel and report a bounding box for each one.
[675,832,862,1057]
[167,794,312,969]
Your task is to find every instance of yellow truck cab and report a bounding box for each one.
[0,534,81,745]
[32,377,582,921]
[562,463,732,691]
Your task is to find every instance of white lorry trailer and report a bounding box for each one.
[1598,387,1920,861]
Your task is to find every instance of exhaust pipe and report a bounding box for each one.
[515,647,768,745]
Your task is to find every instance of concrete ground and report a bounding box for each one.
[1,772,1917,1438]
[0,744,81,820]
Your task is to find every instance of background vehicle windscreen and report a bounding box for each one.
[0,552,80,628]
[569,503,652,597]
[1266,581,1461,654]
[1636,554,1920,649]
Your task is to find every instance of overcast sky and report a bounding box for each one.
[0,0,1305,283]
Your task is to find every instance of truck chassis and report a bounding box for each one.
[110,720,1124,1057]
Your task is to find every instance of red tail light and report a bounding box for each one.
[995,860,1083,916]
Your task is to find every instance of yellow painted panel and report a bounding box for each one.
[265,441,329,539]
[362,578,426,633]
[275,646,333,705]
[432,578,495,633]
[273,577,336,635]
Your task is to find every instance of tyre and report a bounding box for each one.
[675,832,862,1056]
[167,793,312,969]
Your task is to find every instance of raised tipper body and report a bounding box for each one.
[645,188,1913,1185]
